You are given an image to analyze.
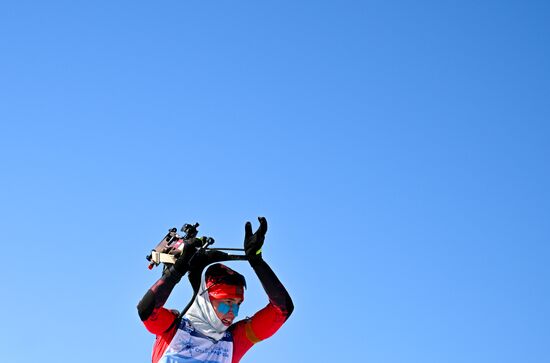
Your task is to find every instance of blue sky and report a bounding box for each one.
[1,1,549,362]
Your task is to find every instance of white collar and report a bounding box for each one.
[183,271,229,341]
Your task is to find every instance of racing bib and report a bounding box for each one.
[159,318,233,363]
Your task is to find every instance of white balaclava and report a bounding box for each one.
[183,271,228,341]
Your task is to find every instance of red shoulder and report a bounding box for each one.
[230,303,288,362]
[148,309,179,363]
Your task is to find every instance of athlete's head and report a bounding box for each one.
[205,263,246,326]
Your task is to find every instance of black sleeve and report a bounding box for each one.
[137,242,198,321]
[136,266,184,321]
[250,257,294,319]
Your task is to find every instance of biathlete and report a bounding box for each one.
[137,217,294,363]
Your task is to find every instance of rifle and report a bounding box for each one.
[145,222,249,317]
[146,222,247,271]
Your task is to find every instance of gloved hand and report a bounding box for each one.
[173,237,203,274]
[244,217,268,262]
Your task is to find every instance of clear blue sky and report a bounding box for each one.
[1,1,549,362]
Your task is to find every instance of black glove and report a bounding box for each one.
[173,237,203,274]
[244,217,268,263]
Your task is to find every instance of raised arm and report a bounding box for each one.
[244,217,294,325]
[137,239,200,334]
[250,257,294,320]
[231,218,294,361]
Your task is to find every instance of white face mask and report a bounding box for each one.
[183,272,228,341]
